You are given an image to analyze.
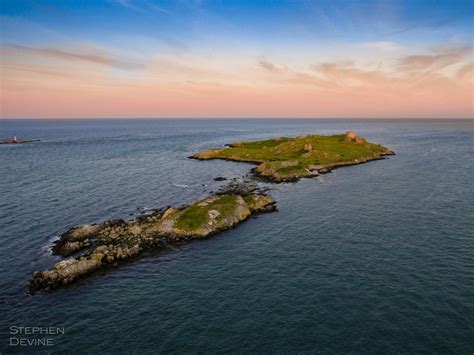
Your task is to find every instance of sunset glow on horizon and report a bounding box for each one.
[1,0,473,119]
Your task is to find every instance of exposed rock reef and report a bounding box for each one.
[190,132,395,182]
[29,191,276,293]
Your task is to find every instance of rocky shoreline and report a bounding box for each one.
[29,183,276,293]
[251,151,395,182]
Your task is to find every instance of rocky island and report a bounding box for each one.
[191,131,394,182]
[29,188,275,293]
[29,132,393,293]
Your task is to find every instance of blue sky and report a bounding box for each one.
[2,0,472,54]
[1,0,473,118]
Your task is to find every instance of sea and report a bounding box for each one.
[0,119,473,353]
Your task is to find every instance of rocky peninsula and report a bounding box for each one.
[191,131,394,182]
[29,131,393,293]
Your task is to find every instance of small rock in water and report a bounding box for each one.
[213,176,227,181]
[217,181,259,196]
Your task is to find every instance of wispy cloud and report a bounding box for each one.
[397,46,470,72]
[4,44,143,70]
[362,41,401,52]
[256,43,473,95]
[258,59,288,74]
[1,39,472,118]
[457,62,474,81]
[145,1,170,14]
[0,63,72,78]
[311,61,386,88]
[114,0,141,12]
[112,0,170,14]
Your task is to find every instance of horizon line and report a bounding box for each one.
[1,117,473,121]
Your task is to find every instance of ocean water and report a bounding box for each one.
[0,119,473,353]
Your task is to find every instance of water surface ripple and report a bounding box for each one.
[0,119,473,353]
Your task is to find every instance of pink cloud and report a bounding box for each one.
[1,43,472,118]
[4,44,142,70]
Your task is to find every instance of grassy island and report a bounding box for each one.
[191,131,394,182]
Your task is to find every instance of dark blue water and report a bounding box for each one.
[1,119,473,353]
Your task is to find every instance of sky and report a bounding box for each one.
[0,0,473,118]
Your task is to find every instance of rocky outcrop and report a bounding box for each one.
[158,195,253,238]
[52,219,125,256]
[244,194,278,213]
[253,160,314,182]
[345,131,366,144]
[29,192,276,293]
[345,131,357,141]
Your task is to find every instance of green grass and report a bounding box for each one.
[230,137,292,149]
[276,163,306,175]
[175,195,239,231]
[194,133,392,181]
[242,195,254,205]
[213,135,386,163]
